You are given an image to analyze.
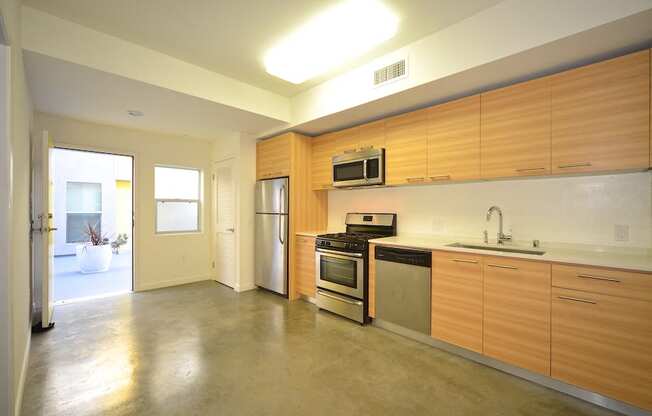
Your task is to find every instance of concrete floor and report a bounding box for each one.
[23,281,618,416]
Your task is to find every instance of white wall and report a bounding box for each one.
[52,149,133,256]
[211,133,257,292]
[328,172,652,248]
[33,112,213,291]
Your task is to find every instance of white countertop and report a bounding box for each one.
[295,231,326,237]
[369,234,652,273]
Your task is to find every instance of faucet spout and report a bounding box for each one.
[486,206,511,244]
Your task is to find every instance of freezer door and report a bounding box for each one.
[255,177,288,214]
[254,213,288,295]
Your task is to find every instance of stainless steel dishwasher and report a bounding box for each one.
[375,246,431,334]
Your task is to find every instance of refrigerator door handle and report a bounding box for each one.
[278,214,284,245]
[279,185,286,213]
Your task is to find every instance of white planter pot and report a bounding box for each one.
[76,244,113,274]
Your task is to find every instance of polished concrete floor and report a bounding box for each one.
[23,281,618,416]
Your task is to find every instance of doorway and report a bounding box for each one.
[213,158,236,288]
[51,148,134,303]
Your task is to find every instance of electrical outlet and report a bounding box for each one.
[614,224,629,242]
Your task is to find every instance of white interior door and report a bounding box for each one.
[31,131,55,329]
[213,159,236,288]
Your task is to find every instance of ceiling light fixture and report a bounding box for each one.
[264,0,398,84]
[127,110,144,117]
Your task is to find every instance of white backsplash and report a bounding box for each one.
[328,172,652,248]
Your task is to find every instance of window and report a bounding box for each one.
[155,166,201,233]
[66,182,102,243]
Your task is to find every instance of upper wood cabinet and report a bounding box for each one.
[358,119,386,150]
[481,77,551,179]
[256,134,291,180]
[551,287,652,410]
[295,235,316,297]
[428,95,481,181]
[311,133,338,190]
[431,251,483,353]
[333,127,360,155]
[483,257,551,375]
[385,108,429,185]
[550,50,650,174]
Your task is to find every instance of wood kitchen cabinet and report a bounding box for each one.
[310,132,338,190]
[483,257,551,375]
[431,251,483,353]
[357,119,386,151]
[256,133,291,180]
[368,243,377,317]
[481,77,551,179]
[333,126,360,155]
[385,108,429,185]
[551,287,652,410]
[551,50,650,174]
[428,95,481,182]
[294,235,316,297]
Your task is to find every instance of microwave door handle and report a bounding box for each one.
[363,159,367,180]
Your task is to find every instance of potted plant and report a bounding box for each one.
[75,222,113,273]
[111,233,129,254]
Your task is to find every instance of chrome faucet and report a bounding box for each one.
[486,206,512,245]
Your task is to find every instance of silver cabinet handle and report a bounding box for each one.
[452,259,478,264]
[516,167,545,172]
[558,162,592,169]
[406,177,425,183]
[487,263,517,270]
[558,295,596,304]
[226,228,235,232]
[363,159,368,180]
[577,273,620,283]
[318,290,363,306]
[430,175,451,181]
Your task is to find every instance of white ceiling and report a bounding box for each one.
[21,0,501,97]
[24,51,288,140]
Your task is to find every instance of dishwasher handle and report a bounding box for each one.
[375,246,431,268]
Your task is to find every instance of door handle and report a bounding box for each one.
[226,228,235,232]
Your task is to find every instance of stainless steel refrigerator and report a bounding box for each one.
[255,177,289,295]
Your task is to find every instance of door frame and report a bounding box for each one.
[0,41,13,416]
[51,143,137,293]
[212,157,237,288]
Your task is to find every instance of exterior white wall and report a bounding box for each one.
[52,149,132,256]
[328,172,652,249]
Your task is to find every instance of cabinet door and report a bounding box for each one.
[311,133,338,190]
[334,127,360,154]
[295,236,316,297]
[552,287,652,410]
[385,108,429,185]
[481,78,551,179]
[551,50,650,174]
[358,119,386,150]
[256,134,291,180]
[432,251,483,353]
[483,257,551,375]
[428,95,480,181]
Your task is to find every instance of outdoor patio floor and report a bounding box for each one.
[54,251,132,302]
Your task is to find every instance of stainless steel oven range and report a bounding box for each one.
[315,213,397,324]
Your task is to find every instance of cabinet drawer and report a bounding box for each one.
[552,287,652,410]
[552,264,652,302]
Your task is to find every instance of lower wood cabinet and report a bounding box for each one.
[431,251,483,353]
[551,287,652,410]
[294,236,316,297]
[483,257,551,375]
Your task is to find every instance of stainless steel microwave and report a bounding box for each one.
[332,148,385,188]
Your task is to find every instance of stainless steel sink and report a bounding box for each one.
[446,242,546,256]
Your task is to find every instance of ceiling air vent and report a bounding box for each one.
[374,58,407,86]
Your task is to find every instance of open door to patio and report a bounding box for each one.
[51,148,134,304]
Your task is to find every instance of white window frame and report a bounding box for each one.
[65,181,103,244]
[154,165,202,235]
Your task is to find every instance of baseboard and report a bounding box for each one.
[234,283,257,293]
[136,275,209,292]
[14,329,31,416]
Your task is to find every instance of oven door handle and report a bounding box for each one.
[316,248,363,258]
[317,290,363,306]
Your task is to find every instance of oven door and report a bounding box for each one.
[332,152,384,187]
[315,249,365,299]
